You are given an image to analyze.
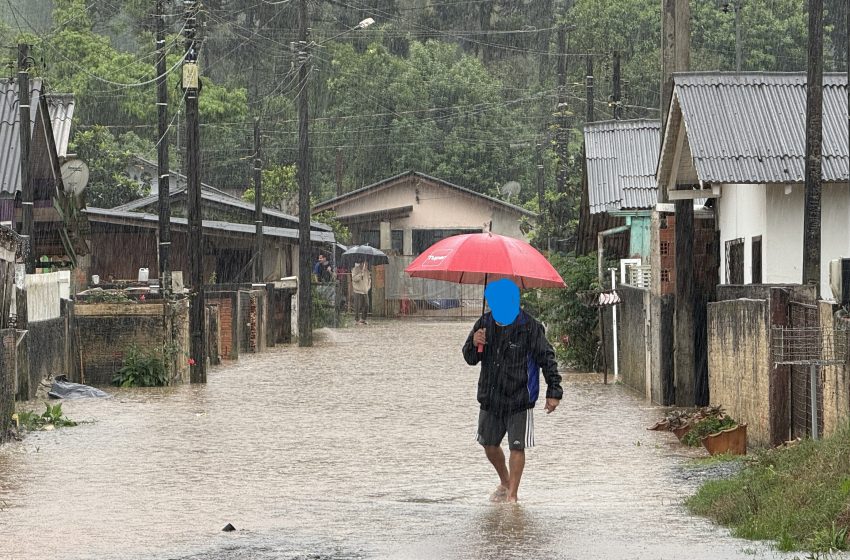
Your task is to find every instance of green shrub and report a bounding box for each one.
[521,252,601,371]
[15,403,77,431]
[112,345,169,387]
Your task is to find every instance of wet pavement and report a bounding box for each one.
[0,319,826,560]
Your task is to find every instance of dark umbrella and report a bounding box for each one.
[340,244,389,267]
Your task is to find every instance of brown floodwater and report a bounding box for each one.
[0,319,809,559]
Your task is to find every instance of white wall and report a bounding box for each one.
[718,183,766,284]
[763,182,850,299]
[22,270,70,322]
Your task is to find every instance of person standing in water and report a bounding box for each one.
[351,260,371,324]
[462,279,562,503]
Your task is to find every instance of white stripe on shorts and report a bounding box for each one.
[525,409,535,448]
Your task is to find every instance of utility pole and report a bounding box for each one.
[156,0,172,296]
[585,56,594,124]
[17,43,33,274]
[612,50,622,119]
[183,0,206,382]
[660,0,676,203]
[297,0,313,346]
[803,0,823,295]
[253,117,264,282]
[555,24,568,195]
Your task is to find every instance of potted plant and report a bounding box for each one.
[682,415,747,455]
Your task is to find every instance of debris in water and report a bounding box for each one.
[222,523,236,532]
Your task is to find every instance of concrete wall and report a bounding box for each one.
[74,300,190,386]
[20,317,68,400]
[0,330,14,441]
[821,301,849,437]
[707,298,771,447]
[617,285,650,397]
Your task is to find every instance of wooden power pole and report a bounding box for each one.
[585,56,594,124]
[156,0,172,296]
[803,0,823,294]
[297,0,313,346]
[254,117,264,283]
[183,0,206,382]
[612,50,622,119]
[555,24,569,195]
[17,43,34,274]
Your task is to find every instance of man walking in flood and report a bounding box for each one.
[462,279,562,503]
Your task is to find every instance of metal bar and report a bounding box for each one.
[810,364,819,440]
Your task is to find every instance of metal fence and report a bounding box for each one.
[384,256,484,316]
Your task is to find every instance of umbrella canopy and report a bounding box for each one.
[340,244,389,267]
[404,233,565,289]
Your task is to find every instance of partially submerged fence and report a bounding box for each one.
[383,256,484,317]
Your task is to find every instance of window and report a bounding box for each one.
[412,229,479,254]
[751,236,762,284]
[360,230,380,249]
[660,269,670,283]
[391,230,403,253]
[660,241,671,256]
[726,238,745,284]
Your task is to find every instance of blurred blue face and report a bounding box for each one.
[485,279,520,325]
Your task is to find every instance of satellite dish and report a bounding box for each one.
[499,181,521,202]
[60,159,89,196]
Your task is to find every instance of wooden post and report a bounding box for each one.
[803,0,823,296]
[585,56,594,124]
[156,0,172,296]
[17,44,34,273]
[612,50,621,119]
[674,200,695,406]
[555,24,569,195]
[254,117,264,283]
[184,0,206,382]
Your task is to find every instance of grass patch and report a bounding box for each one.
[686,425,850,552]
[686,453,747,469]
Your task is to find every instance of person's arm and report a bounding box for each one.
[462,317,484,366]
[532,321,562,409]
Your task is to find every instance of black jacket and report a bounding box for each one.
[462,310,562,415]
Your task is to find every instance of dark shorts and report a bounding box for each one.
[476,408,534,450]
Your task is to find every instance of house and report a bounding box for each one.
[312,171,536,255]
[0,79,88,270]
[113,182,333,234]
[658,72,849,298]
[83,207,335,285]
[578,119,661,284]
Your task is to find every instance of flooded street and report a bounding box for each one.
[0,319,808,560]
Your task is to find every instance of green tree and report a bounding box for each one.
[71,125,147,208]
[242,163,297,212]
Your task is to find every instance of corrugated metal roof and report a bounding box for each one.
[673,72,849,183]
[584,119,661,214]
[112,186,333,232]
[84,207,337,243]
[0,78,75,195]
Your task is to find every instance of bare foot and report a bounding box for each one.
[489,485,508,502]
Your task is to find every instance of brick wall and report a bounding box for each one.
[207,292,239,360]
[75,300,190,386]
[658,214,718,296]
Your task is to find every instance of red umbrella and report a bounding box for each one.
[404,232,565,289]
[405,233,565,352]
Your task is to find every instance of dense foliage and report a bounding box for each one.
[1,0,847,244]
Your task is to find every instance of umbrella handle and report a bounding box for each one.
[477,343,483,353]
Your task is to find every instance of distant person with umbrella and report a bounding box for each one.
[341,245,388,324]
[463,278,562,503]
[351,260,371,324]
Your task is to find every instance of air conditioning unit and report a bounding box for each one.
[829,258,850,306]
